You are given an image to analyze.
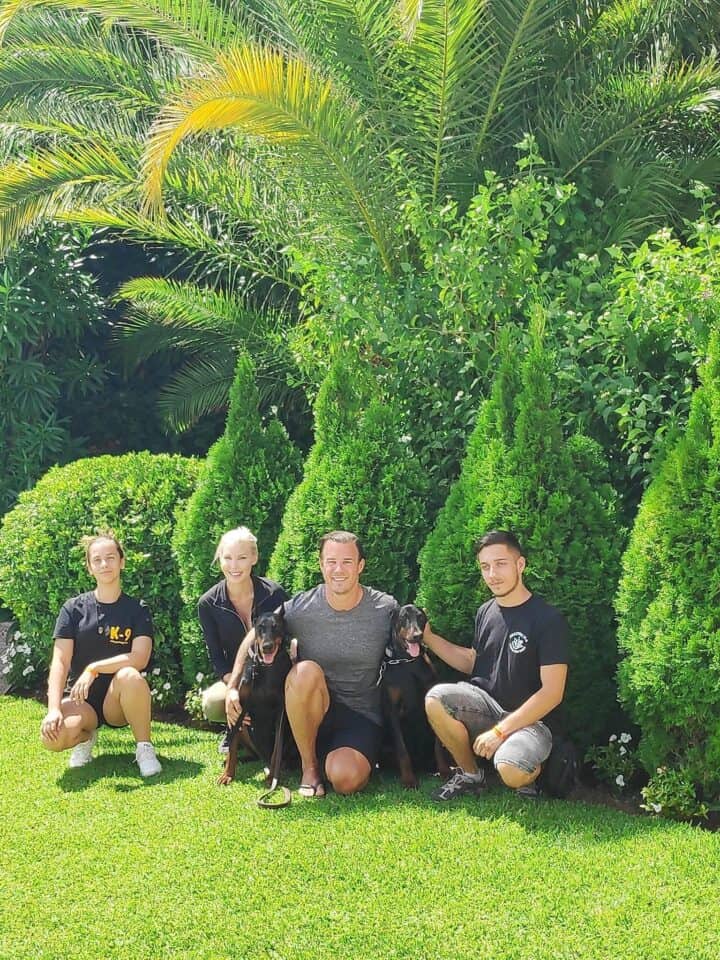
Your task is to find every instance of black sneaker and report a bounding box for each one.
[218,729,231,755]
[431,769,486,801]
[515,782,541,800]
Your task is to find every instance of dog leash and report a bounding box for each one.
[257,780,292,808]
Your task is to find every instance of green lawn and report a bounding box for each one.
[1,696,718,960]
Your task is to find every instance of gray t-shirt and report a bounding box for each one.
[283,585,397,724]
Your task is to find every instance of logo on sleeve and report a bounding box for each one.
[508,631,528,654]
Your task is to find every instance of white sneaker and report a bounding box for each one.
[135,741,162,778]
[68,729,98,768]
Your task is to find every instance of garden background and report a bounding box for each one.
[0,0,719,907]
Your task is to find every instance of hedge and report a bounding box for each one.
[418,326,624,749]
[268,356,429,601]
[616,327,720,799]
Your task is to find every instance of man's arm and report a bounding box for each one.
[473,663,568,759]
[422,622,475,675]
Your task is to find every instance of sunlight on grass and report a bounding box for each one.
[1,697,718,960]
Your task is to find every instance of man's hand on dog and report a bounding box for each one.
[473,728,503,760]
[41,708,64,741]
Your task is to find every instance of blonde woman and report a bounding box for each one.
[40,532,162,777]
[198,527,288,752]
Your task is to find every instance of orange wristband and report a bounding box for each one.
[86,666,98,677]
[492,724,505,740]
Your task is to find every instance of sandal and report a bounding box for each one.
[298,780,326,799]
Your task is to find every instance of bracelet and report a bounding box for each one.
[492,724,505,740]
[86,666,98,677]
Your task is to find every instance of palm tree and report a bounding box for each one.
[0,0,718,421]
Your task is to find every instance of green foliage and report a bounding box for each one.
[641,766,709,822]
[586,732,640,794]
[172,352,301,682]
[0,226,105,512]
[554,209,720,510]
[268,355,429,601]
[0,452,199,695]
[616,328,720,801]
[418,326,624,749]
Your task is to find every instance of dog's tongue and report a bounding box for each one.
[407,642,421,659]
[261,651,275,665]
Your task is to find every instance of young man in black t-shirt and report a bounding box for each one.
[424,530,569,800]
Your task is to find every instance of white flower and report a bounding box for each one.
[619,746,627,755]
[152,667,161,676]
[13,630,21,641]
[399,434,412,444]
[163,682,171,690]
[620,732,632,744]
[651,803,662,813]
[195,672,204,683]
[2,666,10,675]
[615,775,625,787]
[609,734,617,742]
[22,664,34,676]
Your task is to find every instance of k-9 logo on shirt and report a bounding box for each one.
[508,631,528,654]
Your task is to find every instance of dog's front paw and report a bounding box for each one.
[217,771,235,786]
[401,776,419,791]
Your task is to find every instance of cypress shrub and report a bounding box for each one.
[616,328,720,796]
[0,453,199,704]
[268,356,429,601]
[172,353,301,683]
[418,327,624,749]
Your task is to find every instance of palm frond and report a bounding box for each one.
[0,0,244,61]
[143,41,396,273]
[156,353,238,431]
[397,0,485,203]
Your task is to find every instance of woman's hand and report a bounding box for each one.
[69,668,96,703]
[41,708,64,741]
[226,687,241,725]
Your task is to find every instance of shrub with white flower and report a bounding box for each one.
[184,672,207,722]
[0,628,43,690]
[585,732,639,793]
[641,766,708,821]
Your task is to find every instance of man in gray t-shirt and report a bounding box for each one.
[226,530,396,797]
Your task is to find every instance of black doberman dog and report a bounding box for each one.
[217,610,294,789]
[380,604,452,789]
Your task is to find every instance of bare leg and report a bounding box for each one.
[496,762,541,788]
[102,667,152,741]
[425,696,478,774]
[40,700,98,752]
[325,747,371,795]
[284,661,329,791]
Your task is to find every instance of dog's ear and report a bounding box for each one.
[390,606,400,635]
[416,606,428,631]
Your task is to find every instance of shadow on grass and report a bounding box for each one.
[57,753,203,793]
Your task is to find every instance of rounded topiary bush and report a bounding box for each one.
[172,352,301,684]
[418,327,624,750]
[0,452,199,702]
[268,356,429,601]
[616,328,720,799]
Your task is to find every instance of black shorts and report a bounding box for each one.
[84,673,114,726]
[317,700,382,768]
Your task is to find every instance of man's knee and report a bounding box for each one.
[425,682,455,719]
[285,660,325,698]
[496,761,540,789]
[325,750,370,795]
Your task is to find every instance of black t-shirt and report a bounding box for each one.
[471,594,569,731]
[53,591,154,681]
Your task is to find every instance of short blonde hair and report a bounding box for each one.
[213,526,258,565]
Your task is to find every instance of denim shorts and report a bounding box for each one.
[426,682,552,774]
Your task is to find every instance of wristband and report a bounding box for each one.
[492,724,505,740]
[86,666,98,677]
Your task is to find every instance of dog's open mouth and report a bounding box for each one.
[260,648,279,665]
[405,641,421,658]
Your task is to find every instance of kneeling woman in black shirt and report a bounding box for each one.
[40,532,162,777]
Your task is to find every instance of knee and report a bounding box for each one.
[326,759,369,796]
[496,761,539,789]
[40,732,64,752]
[285,660,325,698]
[114,667,148,690]
[425,685,452,721]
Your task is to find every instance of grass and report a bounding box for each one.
[1,696,718,960]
